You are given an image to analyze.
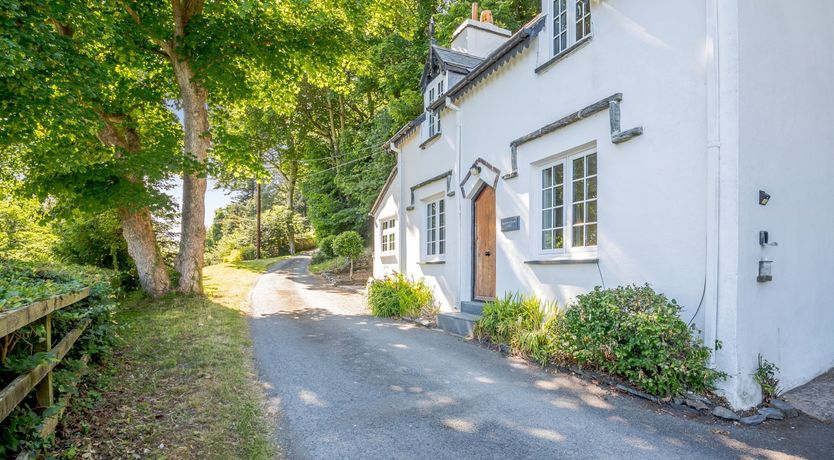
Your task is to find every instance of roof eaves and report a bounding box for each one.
[369,166,398,216]
[382,113,425,151]
[430,13,546,111]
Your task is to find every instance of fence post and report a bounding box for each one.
[34,313,54,408]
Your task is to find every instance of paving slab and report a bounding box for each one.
[783,368,834,422]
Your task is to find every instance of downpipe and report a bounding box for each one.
[446,97,464,309]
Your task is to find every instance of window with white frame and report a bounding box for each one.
[541,162,565,250]
[425,198,445,257]
[552,0,591,56]
[570,152,597,247]
[539,150,597,253]
[380,218,396,253]
[425,77,444,139]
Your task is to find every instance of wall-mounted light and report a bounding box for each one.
[757,259,773,282]
[469,165,482,176]
[758,190,771,206]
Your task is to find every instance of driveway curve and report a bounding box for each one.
[249,256,833,459]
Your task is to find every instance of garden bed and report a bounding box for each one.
[471,286,802,427]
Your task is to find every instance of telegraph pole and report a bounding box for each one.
[256,180,262,259]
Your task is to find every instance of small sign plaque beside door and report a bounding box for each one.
[500,216,520,232]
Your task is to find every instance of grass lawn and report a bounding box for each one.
[309,255,346,274]
[49,258,286,459]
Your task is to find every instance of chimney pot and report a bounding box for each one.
[480,10,493,24]
[471,2,478,20]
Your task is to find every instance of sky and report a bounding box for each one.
[165,179,235,226]
[165,103,234,226]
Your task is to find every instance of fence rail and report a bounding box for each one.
[0,288,91,435]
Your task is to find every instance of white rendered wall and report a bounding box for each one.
[395,111,461,312]
[372,181,400,279]
[451,0,710,327]
[450,20,511,58]
[730,0,834,405]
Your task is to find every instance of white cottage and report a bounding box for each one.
[370,0,834,410]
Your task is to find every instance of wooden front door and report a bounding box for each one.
[474,186,496,300]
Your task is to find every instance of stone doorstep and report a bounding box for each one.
[437,311,480,337]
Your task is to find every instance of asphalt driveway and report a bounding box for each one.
[249,256,834,459]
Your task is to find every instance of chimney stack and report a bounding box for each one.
[450,1,511,57]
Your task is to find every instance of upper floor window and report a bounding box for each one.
[539,150,597,254]
[425,77,444,139]
[552,0,591,56]
[426,198,446,257]
[380,218,396,253]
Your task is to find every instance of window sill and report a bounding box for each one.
[379,252,397,258]
[419,259,446,265]
[535,35,593,74]
[419,132,441,149]
[524,257,598,265]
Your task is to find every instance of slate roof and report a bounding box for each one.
[382,112,425,150]
[432,46,484,72]
[420,45,484,89]
[430,13,546,110]
[386,13,547,150]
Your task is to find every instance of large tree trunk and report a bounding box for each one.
[170,54,209,294]
[94,109,171,298]
[118,207,170,297]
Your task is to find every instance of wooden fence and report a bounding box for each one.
[0,288,92,455]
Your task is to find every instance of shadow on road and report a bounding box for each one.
[248,256,834,460]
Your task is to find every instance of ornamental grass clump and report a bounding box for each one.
[367,273,437,319]
[558,284,723,397]
[474,293,559,365]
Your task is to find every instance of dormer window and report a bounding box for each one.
[425,76,444,139]
[553,0,591,56]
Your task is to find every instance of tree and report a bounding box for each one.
[2,0,358,295]
[333,231,364,280]
[0,197,56,262]
[116,0,360,293]
[287,0,541,243]
[213,106,310,256]
[0,0,179,297]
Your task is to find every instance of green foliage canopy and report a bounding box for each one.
[332,231,364,261]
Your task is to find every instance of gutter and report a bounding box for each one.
[430,13,546,111]
[382,113,425,151]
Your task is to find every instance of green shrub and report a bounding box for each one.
[224,249,244,263]
[559,284,723,397]
[754,354,781,400]
[318,235,336,258]
[0,198,56,262]
[333,231,364,280]
[0,259,120,455]
[241,244,257,261]
[475,293,559,365]
[367,273,437,319]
